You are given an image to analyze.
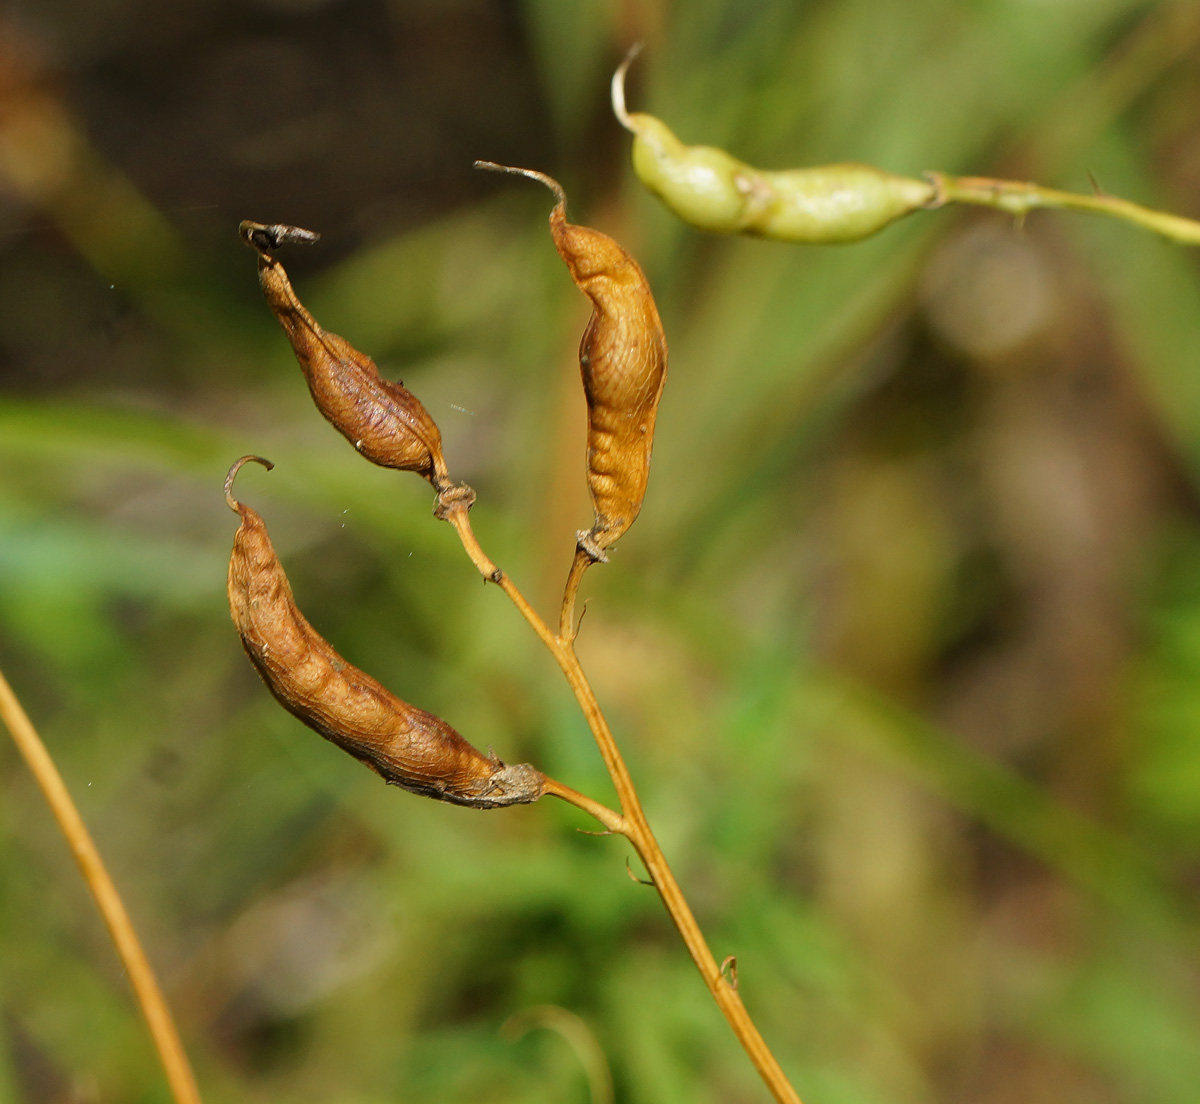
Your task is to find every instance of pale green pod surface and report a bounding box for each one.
[754,163,935,243]
[628,112,752,232]
[624,109,935,243]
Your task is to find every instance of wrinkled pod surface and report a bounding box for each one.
[225,456,543,808]
[475,163,667,562]
[241,221,457,494]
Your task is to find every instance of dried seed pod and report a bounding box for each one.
[225,456,543,809]
[612,51,934,243]
[475,163,667,561]
[240,220,453,493]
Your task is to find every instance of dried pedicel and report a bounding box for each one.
[240,221,453,492]
[612,50,933,243]
[225,456,543,808]
[476,163,667,561]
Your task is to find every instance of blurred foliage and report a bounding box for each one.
[3,0,1200,1102]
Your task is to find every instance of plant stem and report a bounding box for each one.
[541,775,626,834]
[560,545,592,642]
[440,501,802,1104]
[502,1004,615,1104]
[0,666,202,1104]
[928,171,1200,244]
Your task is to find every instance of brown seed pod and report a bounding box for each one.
[224,456,543,809]
[475,164,668,561]
[240,220,454,493]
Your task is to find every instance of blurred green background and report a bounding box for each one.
[4,0,1200,1101]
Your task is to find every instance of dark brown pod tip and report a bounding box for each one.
[239,220,453,492]
[240,220,321,253]
[474,163,668,560]
[224,457,544,809]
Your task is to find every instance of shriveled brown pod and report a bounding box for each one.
[240,221,455,495]
[475,163,667,561]
[224,456,543,808]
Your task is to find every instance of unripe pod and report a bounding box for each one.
[612,54,934,243]
[240,221,453,492]
[475,163,667,561]
[225,456,543,809]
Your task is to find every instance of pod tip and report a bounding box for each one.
[474,161,566,211]
[239,221,321,255]
[225,455,274,513]
[611,43,644,132]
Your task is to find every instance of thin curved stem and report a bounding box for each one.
[559,546,592,643]
[439,500,802,1104]
[541,775,626,835]
[441,503,641,822]
[0,666,202,1104]
[928,171,1200,244]
[502,1004,616,1104]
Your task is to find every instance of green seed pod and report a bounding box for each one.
[612,51,934,244]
